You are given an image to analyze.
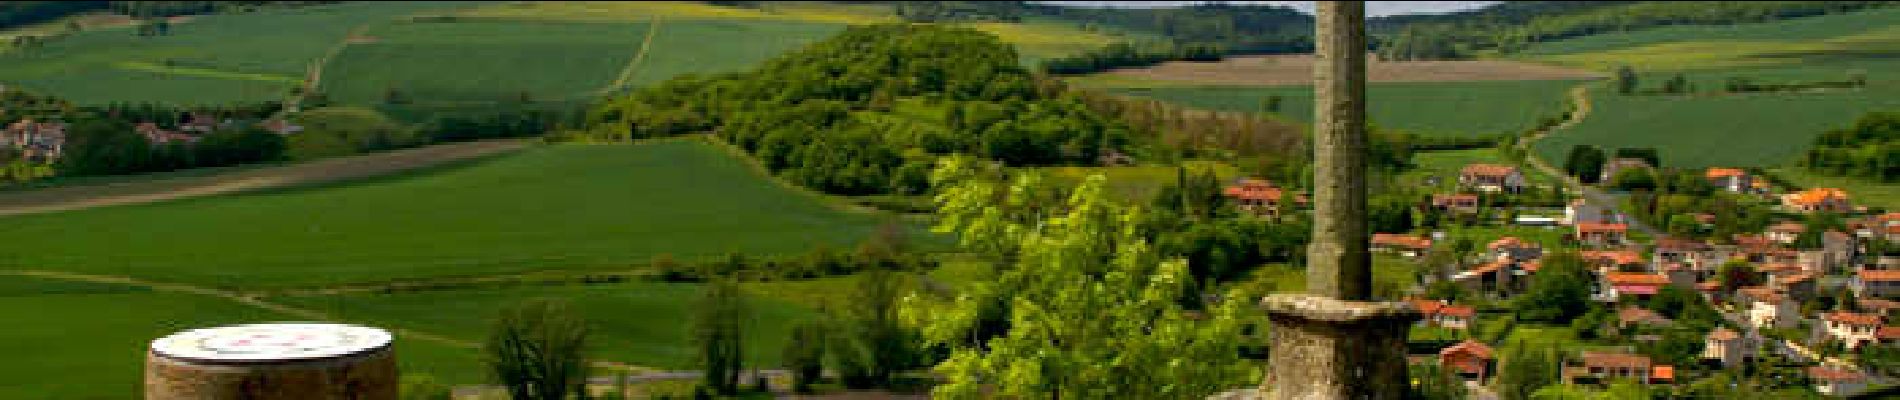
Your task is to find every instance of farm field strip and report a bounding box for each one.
[0,140,901,289]
[1102,79,1584,137]
[1098,54,1601,87]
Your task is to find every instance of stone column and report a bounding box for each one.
[1258,2,1419,399]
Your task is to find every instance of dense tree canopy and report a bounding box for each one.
[1802,111,1899,182]
[587,24,1139,195]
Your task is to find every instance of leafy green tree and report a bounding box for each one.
[486,299,590,400]
[1717,260,1761,292]
[693,278,748,394]
[904,157,1253,399]
[833,269,916,388]
[1564,145,1606,184]
[1515,251,1593,323]
[1497,341,1559,400]
[1614,66,1638,95]
[782,320,828,393]
[1411,362,1468,400]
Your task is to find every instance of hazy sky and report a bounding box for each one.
[1034,1,1500,17]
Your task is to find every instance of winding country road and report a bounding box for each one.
[1516,83,1666,239]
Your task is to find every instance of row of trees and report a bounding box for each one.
[1372,1,1891,60]
[1801,110,1899,182]
[1039,41,1224,76]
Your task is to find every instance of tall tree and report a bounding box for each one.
[1514,250,1593,323]
[486,299,590,400]
[694,278,748,394]
[1496,341,1558,400]
[1614,66,1638,95]
[906,157,1253,399]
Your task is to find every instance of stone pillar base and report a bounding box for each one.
[1259,294,1420,400]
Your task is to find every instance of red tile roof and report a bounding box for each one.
[1223,179,1286,202]
[1651,365,1674,382]
[1580,250,1644,266]
[1879,326,1900,340]
[1439,340,1494,360]
[1372,233,1433,250]
[1786,188,1850,206]
[1576,222,1628,234]
[1860,268,1900,283]
[1606,273,1670,286]
[1439,305,1476,318]
[1825,312,1884,327]
[1808,366,1866,383]
[1410,299,1446,316]
[1460,164,1518,178]
[1708,327,1741,341]
[1488,237,1534,250]
[1578,352,1651,369]
[1705,168,1746,179]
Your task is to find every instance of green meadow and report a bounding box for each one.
[0,140,902,289]
[0,275,481,399]
[277,281,818,371]
[1100,79,1584,137]
[1523,7,1900,170]
[0,1,481,105]
[323,20,652,105]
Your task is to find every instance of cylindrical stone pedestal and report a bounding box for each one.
[1259,295,1419,400]
[145,323,398,400]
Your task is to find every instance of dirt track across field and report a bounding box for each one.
[1104,54,1603,86]
[0,139,531,217]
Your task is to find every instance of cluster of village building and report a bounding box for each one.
[1221,160,1897,396]
[0,115,301,163]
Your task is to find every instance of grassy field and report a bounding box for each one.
[0,2,480,105]
[0,140,902,289]
[621,19,844,88]
[1522,7,1900,169]
[1099,79,1583,137]
[0,275,481,399]
[1770,168,1899,211]
[277,281,817,371]
[324,20,652,104]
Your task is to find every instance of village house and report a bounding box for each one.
[1853,268,1900,299]
[1371,233,1433,258]
[1860,298,1900,318]
[1808,366,1869,397]
[1603,272,1670,300]
[1741,287,1799,329]
[1819,231,1858,274]
[135,122,200,145]
[1653,238,1716,271]
[1,119,67,161]
[1458,164,1526,193]
[1772,272,1818,303]
[1617,306,1673,329]
[1599,158,1653,184]
[1430,193,1480,215]
[1704,168,1755,194]
[1409,299,1476,331]
[1486,237,1543,263]
[1222,178,1304,218]
[1854,213,1900,241]
[1566,352,1672,386]
[1580,250,1647,274]
[1702,327,1750,368]
[1782,188,1852,214]
[1454,262,1518,296]
[1565,199,1620,226]
[1574,222,1629,247]
[1822,312,1886,349]
[1765,222,1806,244]
[1437,340,1495,383]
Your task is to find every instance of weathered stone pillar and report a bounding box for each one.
[1258,2,1418,399]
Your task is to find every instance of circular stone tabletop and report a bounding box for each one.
[150,323,392,364]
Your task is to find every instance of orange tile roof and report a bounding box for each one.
[1439,305,1476,318]
[1880,326,1900,340]
[1469,262,1505,274]
[1580,250,1644,266]
[1826,312,1883,327]
[1651,365,1674,381]
[1705,168,1746,179]
[1768,222,1806,234]
[1708,327,1741,341]
[1578,352,1651,369]
[1439,340,1494,359]
[1576,222,1629,234]
[1372,233,1433,250]
[1488,237,1534,250]
[1738,286,1782,303]
[1808,366,1866,383]
[1410,299,1447,315]
[1786,188,1850,206]
[1606,273,1671,286]
[1223,179,1286,202]
[1460,164,1518,178]
[1860,268,1900,282]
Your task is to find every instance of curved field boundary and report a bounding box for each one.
[0,139,530,218]
[605,16,664,93]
